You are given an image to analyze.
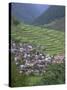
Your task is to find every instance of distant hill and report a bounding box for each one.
[11,3,49,24]
[33,6,65,25]
[42,17,65,31]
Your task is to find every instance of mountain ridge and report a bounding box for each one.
[11,3,49,24]
[32,6,65,25]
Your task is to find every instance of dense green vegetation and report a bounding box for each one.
[11,19,65,87]
[41,63,65,85]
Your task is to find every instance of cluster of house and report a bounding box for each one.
[11,40,65,75]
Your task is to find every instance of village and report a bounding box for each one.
[11,40,64,75]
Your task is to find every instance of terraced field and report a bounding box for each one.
[11,23,65,55]
[11,22,65,87]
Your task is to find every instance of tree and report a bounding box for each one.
[11,16,20,26]
[42,63,65,85]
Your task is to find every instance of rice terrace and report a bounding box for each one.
[10,3,65,87]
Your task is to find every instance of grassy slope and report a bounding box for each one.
[11,22,65,87]
[43,17,65,31]
[11,23,65,55]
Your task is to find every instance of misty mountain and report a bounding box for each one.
[33,5,65,25]
[11,3,49,24]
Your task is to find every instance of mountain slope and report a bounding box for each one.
[43,17,65,31]
[33,5,65,25]
[11,3,49,24]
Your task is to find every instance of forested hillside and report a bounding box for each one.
[11,3,49,24]
[33,6,65,25]
[42,17,65,31]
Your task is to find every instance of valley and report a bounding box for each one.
[10,3,65,87]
